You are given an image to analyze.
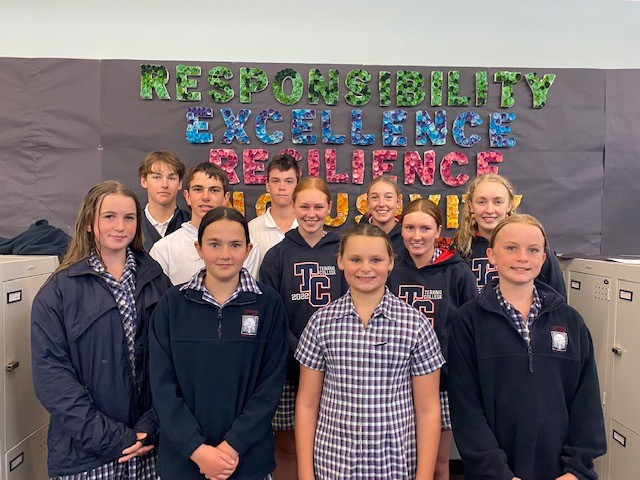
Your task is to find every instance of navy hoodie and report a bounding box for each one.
[259,229,347,381]
[464,235,567,298]
[387,247,477,388]
[448,280,606,480]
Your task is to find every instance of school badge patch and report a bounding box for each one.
[550,326,568,352]
[241,314,259,336]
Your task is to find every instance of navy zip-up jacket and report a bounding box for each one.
[448,280,606,480]
[464,235,567,299]
[142,207,190,251]
[31,251,171,476]
[259,229,347,382]
[149,281,288,480]
[387,247,477,390]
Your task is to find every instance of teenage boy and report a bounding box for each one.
[139,151,190,251]
[150,162,259,284]
[248,153,302,273]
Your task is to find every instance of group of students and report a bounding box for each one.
[30,150,606,480]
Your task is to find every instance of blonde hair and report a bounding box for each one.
[453,174,516,258]
[56,181,144,273]
[366,175,401,196]
[490,213,548,250]
[292,176,332,204]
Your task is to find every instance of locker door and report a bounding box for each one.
[611,279,640,435]
[3,274,50,451]
[566,271,611,399]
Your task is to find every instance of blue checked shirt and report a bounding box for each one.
[495,284,542,346]
[180,267,262,305]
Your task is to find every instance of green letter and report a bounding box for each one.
[140,64,170,100]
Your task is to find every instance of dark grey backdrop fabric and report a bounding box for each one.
[0,58,636,254]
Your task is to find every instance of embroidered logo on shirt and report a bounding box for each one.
[241,314,259,336]
[551,326,568,352]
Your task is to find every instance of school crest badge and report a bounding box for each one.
[241,314,259,336]
[550,327,568,352]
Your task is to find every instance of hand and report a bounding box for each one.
[118,432,155,463]
[190,443,238,479]
[556,474,579,480]
[216,440,239,462]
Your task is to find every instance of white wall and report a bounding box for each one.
[2,0,640,68]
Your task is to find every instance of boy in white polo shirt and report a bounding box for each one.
[150,162,259,284]
[139,150,190,250]
[248,153,302,275]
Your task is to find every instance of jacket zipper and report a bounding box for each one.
[217,307,223,339]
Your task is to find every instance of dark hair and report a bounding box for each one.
[138,150,186,180]
[338,223,394,259]
[400,198,443,228]
[57,181,144,273]
[267,153,302,180]
[185,162,230,193]
[197,207,250,245]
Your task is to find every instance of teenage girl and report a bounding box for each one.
[31,181,171,479]
[259,177,347,479]
[453,174,567,298]
[295,223,444,479]
[149,207,288,480]
[365,175,403,251]
[448,214,606,480]
[387,198,477,480]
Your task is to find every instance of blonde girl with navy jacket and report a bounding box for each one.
[31,181,171,479]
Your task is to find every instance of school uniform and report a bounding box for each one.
[31,249,171,478]
[247,207,298,276]
[295,288,445,479]
[367,217,403,253]
[448,280,606,480]
[259,229,347,429]
[464,235,567,298]
[149,222,261,284]
[149,268,287,480]
[141,205,190,251]
[387,246,477,429]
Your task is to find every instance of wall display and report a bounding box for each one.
[1,58,633,254]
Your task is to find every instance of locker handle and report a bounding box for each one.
[5,361,19,372]
[611,347,624,356]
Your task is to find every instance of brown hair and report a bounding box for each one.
[292,176,331,204]
[56,181,144,273]
[185,162,230,193]
[489,213,548,250]
[267,153,303,180]
[400,198,443,227]
[138,150,186,180]
[453,174,516,258]
[338,223,394,259]
[366,175,401,196]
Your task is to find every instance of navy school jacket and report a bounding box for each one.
[387,247,477,389]
[464,235,567,298]
[142,207,190,251]
[149,281,288,480]
[448,280,606,480]
[31,251,171,476]
[259,229,347,382]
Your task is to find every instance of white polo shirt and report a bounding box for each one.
[144,204,171,237]
[150,222,261,285]
[248,208,298,275]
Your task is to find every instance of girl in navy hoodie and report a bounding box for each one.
[449,214,606,480]
[387,198,477,480]
[31,181,171,479]
[149,207,288,480]
[260,177,347,479]
[453,174,566,298]
[365,175,403,251]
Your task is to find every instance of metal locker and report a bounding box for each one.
[0,255,57,480]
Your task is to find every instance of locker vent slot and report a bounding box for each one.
[594,285,610,301]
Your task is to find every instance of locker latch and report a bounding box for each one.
[5,361,20,372]
[611,347,624,356]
